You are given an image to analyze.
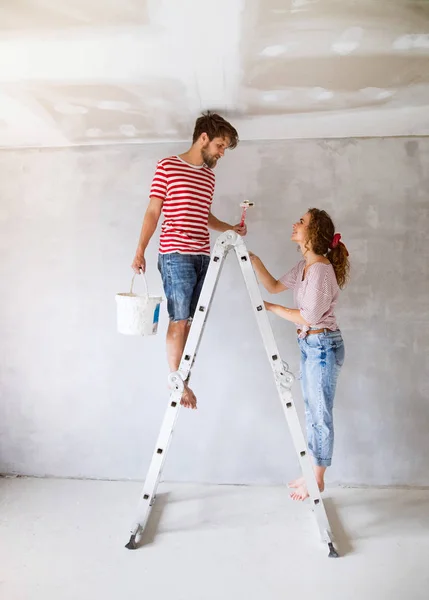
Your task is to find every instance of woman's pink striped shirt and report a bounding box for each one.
[280,260,340,338]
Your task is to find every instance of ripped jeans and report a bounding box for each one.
[298,330,345,467]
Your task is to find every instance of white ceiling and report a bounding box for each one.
[0,0,429,148]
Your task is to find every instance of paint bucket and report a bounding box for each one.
[116,273,162,336]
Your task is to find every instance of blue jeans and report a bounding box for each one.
[298,330,345,467]
[158,253,210,322]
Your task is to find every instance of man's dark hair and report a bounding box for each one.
[192,111,239,148]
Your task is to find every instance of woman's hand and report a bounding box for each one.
[264,302,309,325]
[248,251,261,267]
[249,254,284,296]
[265,301,287,318]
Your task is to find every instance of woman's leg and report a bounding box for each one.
[289,333,344,501]
[289,340,319,498]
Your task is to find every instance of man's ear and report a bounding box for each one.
[199,132,209,146]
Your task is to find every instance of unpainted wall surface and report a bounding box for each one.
[0,137,428,486]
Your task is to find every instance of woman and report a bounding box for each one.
[250,208,349,501]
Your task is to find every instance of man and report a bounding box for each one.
[132,112,247,410]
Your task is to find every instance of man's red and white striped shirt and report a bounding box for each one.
[150,156,215,255]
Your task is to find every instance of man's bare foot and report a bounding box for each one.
[288,477,325,501]
[181,384,197,410]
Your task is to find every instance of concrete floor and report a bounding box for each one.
[1,477,428,600]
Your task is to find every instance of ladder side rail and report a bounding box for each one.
[233,237,334,547]
[125,233,232,548]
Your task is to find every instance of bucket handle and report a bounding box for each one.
[130,272,149,297]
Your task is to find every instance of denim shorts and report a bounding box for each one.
[157,253,210,322]
[297,330,345,467]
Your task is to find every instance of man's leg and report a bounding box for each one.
[158,253,200,409]
[166,319,196,409]
[174,255,210,409]
[166,320,190,372]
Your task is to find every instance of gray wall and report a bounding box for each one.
[1,137,428,486]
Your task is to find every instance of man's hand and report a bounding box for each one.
[232,223,247,236]
[132,251,146,274]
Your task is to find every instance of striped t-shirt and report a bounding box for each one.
[280,260,340,338]
[150,155,215,255]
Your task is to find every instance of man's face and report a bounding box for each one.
[201,136,231,169]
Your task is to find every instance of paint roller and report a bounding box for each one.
[239,200,254,227]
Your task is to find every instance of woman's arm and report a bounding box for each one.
[249,253,287,294]
[264,302,310,326]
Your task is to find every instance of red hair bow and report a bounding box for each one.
[330,233,342,249]
[330,232,349,256]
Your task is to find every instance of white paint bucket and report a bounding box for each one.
[116,273,162,336]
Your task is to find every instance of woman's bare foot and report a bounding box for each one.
[288,476,305,489]
[288,471,325,501]
[290,482,311,501]
[181,384,197,409]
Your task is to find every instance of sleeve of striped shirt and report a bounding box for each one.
[279,261,301,290]
[299,266,331,325]
[149,162,168,201]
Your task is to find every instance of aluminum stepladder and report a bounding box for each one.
[125,230,339,557]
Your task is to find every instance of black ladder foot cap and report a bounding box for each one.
[328,542,339,558]
[125,535,138,550]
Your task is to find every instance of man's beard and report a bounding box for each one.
[201,147,219,169]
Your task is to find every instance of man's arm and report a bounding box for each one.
[208,211,247,236]
[131,197,163,273]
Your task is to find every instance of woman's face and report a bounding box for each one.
[291,212,311,244]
